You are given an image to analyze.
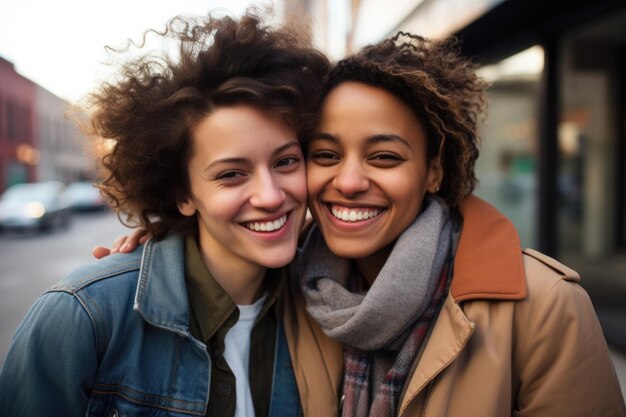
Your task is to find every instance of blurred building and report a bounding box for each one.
[0,57,36,188]
[344,0,626,349]
[35,86,90,184]
[0,57,90,191]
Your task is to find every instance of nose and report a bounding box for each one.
[332,158,370,197]
[249,170,286,210]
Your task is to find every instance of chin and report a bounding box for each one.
[325,240,376,260]
[261,258,294,269]
[259,249,298,269]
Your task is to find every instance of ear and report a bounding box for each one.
[177,198,197,217]
[426,157,444,194]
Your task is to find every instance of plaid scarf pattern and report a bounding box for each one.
[341,259,453,417]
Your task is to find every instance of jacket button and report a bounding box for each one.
[109,410,119,417]
[218,382,232,397]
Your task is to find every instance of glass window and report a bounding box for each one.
[557,9,626,348]
[475,46,544,248]
[558,10,626,261]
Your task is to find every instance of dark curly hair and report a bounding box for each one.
[319,32,488,207]
[84,11,330,239]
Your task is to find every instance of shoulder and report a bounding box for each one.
[514,249,596,337]
[522,248,580,284]
[47,248,143,295]
[521,248,584,302]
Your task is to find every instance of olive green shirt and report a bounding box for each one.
[184,236,282,417]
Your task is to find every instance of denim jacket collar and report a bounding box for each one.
[133,235,194,338]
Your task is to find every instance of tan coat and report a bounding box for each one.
[284,195,626,417]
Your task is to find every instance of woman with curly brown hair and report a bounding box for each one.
[298,33,625,417]
[0,11,338,417]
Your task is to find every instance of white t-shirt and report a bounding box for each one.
[223,293,267,417]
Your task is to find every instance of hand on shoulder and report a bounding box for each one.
[92,229,149,259]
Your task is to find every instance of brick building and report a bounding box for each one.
[0,56,89,191]
[0,57,37,189]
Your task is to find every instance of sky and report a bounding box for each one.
[0,0,277,103]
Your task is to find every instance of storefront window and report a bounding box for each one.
[558,10,626,262]
[475,46,544,248]
[557,9,626,348]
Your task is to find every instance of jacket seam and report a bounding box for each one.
[521,249,578,281]
[74,290,107,354]
[47,261,140,294]
[92,383,206,407]
[453,290,526,303]
[134,242,153,308]
[91,388,205,415]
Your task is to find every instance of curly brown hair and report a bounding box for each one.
[319,32,488,207]
[85,11,330,239]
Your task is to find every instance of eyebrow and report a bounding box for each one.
[204,140,300,171]
[311,133,411,148]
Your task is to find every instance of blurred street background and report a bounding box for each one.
[0,210,131,366]
[1,0,625,401]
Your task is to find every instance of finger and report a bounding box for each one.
[92,246,112,259]
[138,232,149,244]
[120,230,144,253]
[110,236,128,254]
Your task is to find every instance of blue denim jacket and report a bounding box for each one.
[0,235,301,417]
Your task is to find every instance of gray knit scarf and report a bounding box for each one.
[299,197,453,351]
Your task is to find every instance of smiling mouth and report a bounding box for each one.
[328,204,384,222]
[243,213,288,232]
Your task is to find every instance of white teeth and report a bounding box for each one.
[245,214,287,232]
[331,207,381,222]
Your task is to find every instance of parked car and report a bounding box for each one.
[0,181,71,232]
[62,181,107,212]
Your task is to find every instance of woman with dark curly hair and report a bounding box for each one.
[298,33,625,417]
[0,12,339,417]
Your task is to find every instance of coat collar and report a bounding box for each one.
[134,235,193,337]
[399,196,527,414]
[451,195,527,301]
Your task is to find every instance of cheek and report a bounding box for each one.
[385,167,428,214]
[392,186,425,222]
[305,163,325,199]
[195,189,245,222]
[287,169,308,204]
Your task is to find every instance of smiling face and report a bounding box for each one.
[307,82,443,267]
[178,104,307,274]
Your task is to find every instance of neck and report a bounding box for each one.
[197,236,267,306]
[355,243,393,287]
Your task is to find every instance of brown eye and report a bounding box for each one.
[309,150,340,166]
[371,153,401,160]
[368,153,405,167]
[274,156,300,169]
[215,170,245,181]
